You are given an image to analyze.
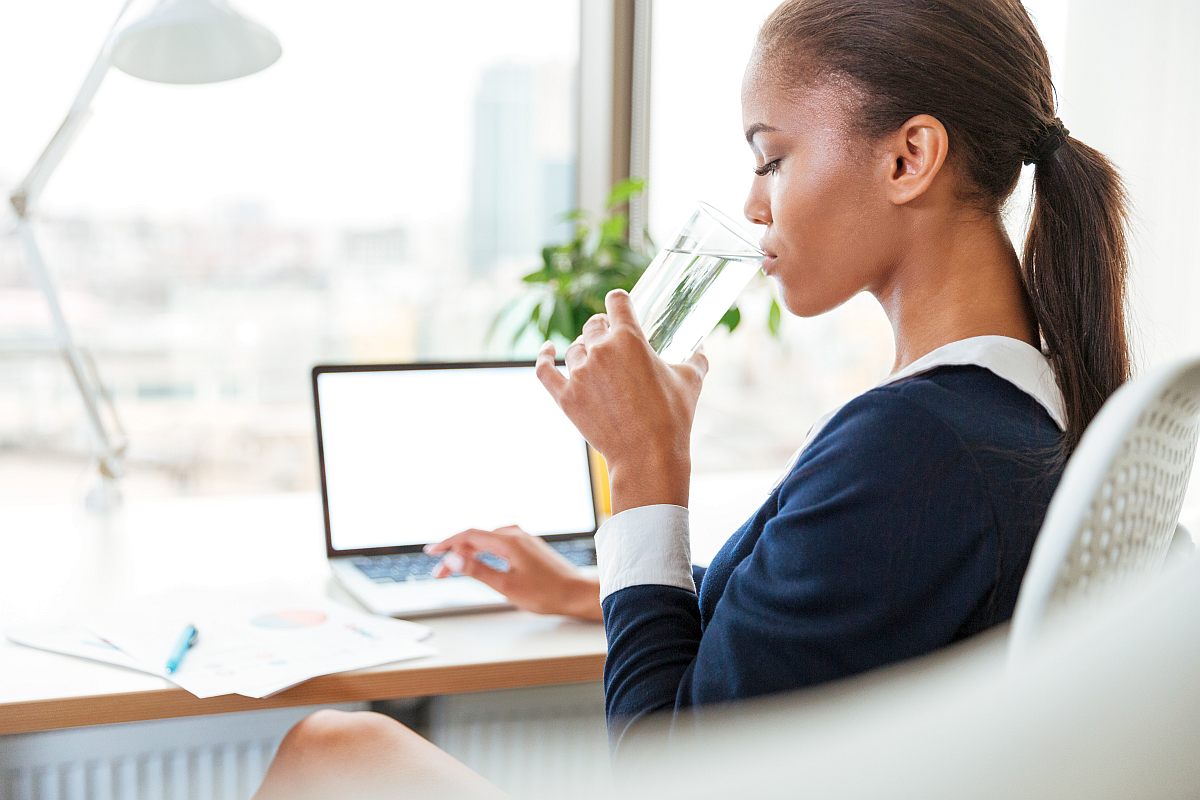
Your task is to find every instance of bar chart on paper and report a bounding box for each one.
[250,610,329,630]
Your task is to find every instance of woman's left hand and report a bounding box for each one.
[535,289,708,514]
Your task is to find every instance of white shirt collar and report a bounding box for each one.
[880,335,1065,430]
[776,336,1066,488]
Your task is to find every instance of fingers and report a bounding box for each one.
[456,552,510,592]
[535,342,567,398]
[431,551,464,578]
[433,549,510,592]
[580,313,610,347]
[603,289,641,333]
[565,338,587,375]
[425,528,516,558]
[567,313,622,376]
[424,532,459,556]
[683,346,709,381]
[430,540,507,580]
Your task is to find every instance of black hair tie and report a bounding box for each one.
[1024,118,1070,166]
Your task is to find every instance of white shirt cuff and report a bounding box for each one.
[595,504,694,601]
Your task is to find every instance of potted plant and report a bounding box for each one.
[489,178,781,350]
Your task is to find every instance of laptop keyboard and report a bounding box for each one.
[351,538,597,584]
[352,553,441,583]
[546,538,599,567]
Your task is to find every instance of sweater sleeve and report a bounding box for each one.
[600,389,998,752]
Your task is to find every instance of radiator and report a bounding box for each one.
[0,705,357,800]
[426,681,612,798]
[0,684,612,799]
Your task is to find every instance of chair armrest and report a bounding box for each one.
[1168,522,1195,562]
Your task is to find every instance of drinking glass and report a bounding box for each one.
[629,202,765,363]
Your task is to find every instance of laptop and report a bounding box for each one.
[312,360,600,617]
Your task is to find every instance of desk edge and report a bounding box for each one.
[0,652,606,736]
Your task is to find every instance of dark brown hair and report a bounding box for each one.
[758,0,1130,453]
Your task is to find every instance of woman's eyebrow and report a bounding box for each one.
[744,122,780,143]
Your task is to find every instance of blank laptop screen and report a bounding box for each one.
[315,365,597,553]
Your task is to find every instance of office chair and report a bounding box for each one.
[1008,356,1200,662]
[611,550,1200,800]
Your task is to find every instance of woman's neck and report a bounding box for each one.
[873,214,1040,374]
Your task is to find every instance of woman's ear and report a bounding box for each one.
[882,114,950,206]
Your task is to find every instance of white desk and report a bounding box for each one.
[0,471,778,736]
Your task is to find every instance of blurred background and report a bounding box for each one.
[1,0,1196,507]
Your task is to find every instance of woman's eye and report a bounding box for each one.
[753,159,780,177]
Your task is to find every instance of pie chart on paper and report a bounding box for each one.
[251,610,329,630]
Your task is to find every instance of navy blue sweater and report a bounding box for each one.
[601,365,1063,750]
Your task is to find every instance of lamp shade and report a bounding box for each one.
[110,0,281,85]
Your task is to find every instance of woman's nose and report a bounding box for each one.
[744,188,771,227]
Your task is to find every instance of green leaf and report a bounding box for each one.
[718,305,741,333]
[536,299,556,342]
[551,299,574,341]
[573,305,592,337]
[570,224,590,250]
[583,294,607,315]
[767,297,782,336]
[599,213,628,244]
[605,177,646,210]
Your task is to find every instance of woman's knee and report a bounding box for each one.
[259,708,503,800]
[278,709,412,762]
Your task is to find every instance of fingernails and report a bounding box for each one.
[440,552,464,572]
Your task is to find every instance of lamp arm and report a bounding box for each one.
[5,0,140,505]
[9,0,138,216]
[13,218,127,480]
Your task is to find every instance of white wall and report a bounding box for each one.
[1060,0,1200,371]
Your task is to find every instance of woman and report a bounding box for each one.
[255,0,1129,795]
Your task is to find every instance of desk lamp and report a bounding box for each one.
[8,0,281,511]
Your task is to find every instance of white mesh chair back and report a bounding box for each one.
[1008,357,1200,662]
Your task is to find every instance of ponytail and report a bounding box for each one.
[1022,135,1131,453]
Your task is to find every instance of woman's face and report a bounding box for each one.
[741,54,898,317]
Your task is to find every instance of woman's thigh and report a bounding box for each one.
[253,708,506,800]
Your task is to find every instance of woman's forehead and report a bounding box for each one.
[741,74,845,137]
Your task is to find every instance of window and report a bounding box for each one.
[0,0,580,501]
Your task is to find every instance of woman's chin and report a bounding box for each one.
[778,287,843,318]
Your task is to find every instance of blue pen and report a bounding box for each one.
[165,624,199,675]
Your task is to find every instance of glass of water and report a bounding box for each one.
[629,202,765,363]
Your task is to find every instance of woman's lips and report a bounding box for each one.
[762,253,779,274]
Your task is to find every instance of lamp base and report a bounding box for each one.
[85,472,123,515]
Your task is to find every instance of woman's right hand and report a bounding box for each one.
[424,526,603,622]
